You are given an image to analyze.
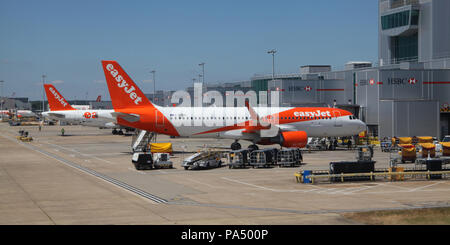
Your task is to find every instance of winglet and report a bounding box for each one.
[245,100,260,126]
[44,84,76,111]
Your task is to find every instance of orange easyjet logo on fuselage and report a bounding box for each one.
[105,63,143,105]
[294,110,332,117]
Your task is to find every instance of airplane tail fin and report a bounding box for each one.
[43,84,76,111]
[96,95,101,102]
[101,60,153,110]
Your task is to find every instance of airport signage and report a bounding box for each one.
[288,85,312,92]
[358,79,375,86]
[358,77,418,86]
[387,77,418,85]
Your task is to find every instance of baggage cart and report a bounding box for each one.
[249,148,278,168]
[228,149,249,169]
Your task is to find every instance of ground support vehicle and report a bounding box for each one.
[182,150,226,170]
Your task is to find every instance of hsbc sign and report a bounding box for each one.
[387,77,418,85]
[288,85,312,92]
[358,79,375,86]
[408,78,417,84]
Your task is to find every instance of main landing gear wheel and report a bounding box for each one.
[248,144,259,151]
[231,142,242,151]
[112,129,118,135]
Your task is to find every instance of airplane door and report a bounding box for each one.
[155,110,165,128]
[333,111,342,127]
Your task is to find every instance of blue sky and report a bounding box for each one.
[0,0,378,101]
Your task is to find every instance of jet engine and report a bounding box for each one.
[279,131,308,148]
[257,131,308,148]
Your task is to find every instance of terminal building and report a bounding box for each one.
[247,0,450,140]
[118,0,449,140]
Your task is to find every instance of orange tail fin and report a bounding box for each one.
[44,84,76,111]
[101,60,153,110]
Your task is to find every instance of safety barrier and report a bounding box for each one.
[295,170,450,184]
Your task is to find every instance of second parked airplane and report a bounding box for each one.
[42,84,129,134]
[101,60,366,150]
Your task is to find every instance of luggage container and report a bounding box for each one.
[425,159,442,179]
[329,161,375,182]
[277,148,302,167]
[249,148,278,168]
[399,144,416,163]
[228,149,249,169]
[418,136,433,144]
[441,142,450,157]
[419,143,436,158]
[293,148,303,163]
[399,137,412,145]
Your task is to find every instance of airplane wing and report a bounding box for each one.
[46,112,66,119]
[110,112,140,123]
[277,124,296,131]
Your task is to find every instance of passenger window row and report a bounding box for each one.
[169,116,336,121]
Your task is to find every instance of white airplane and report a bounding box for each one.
[41,84,131,134]
[0,110,36,118]
[100,60,366,150]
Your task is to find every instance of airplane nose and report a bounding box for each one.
[357,120,366,131]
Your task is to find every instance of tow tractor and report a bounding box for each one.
[131,142,173,170]
[153,152,173,169]
[132,151,173,170]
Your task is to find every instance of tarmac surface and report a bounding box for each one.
[1,123,450,225]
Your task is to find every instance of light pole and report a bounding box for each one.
[267,49,277,80]
[198,62,205,84]
[150,70,156,102]
[0,80,4,118]
[42,75,46,114]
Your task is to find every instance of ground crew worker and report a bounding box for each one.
[61,128,65,136]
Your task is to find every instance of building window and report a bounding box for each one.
[392,33,418,63]
[411,10,419,25]
[381,10,417,30]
